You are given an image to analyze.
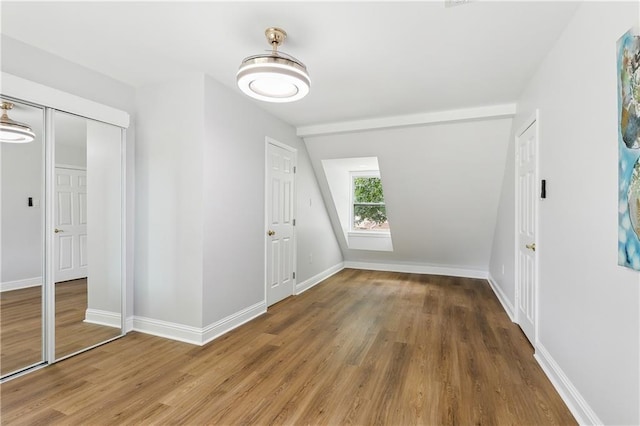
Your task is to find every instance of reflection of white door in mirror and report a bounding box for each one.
[54,167,88,283]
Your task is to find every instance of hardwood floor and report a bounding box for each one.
[0,270,576,425]
[0,279,121,376]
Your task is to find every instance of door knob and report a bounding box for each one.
[525,243,536,251]
[54,228,64,233]
[267,230,275,236]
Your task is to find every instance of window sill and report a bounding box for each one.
[348,230,391,238]
[347,231,393,252]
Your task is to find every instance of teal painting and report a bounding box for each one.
[618,26,640,270]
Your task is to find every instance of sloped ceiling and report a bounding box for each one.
[0,1,579,127]
[305,118,512,274]
[0,1,580,274]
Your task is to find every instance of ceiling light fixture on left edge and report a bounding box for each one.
[0,101,35,143]
[237,27,310,103]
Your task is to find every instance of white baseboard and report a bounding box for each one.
[534,343,602,425]
[84,308,121,328]
[343,261,487,279]
[133,316,205,345]
[133,301,267,346]
[295,262,344,295]
[125,316,134,333]
[486,273,515,321]
[1,277,41,292]
[201,301,266,345]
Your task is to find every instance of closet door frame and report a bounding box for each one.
[1,73,130,379]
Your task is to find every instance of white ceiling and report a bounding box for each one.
[0,1,580,127]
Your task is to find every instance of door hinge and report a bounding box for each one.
[293,219,296,226]
[293,272,296,279]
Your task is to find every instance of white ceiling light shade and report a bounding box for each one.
[237,27,310,103]
[0,102,35,143]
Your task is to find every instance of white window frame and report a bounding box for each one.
[349,170,390,235]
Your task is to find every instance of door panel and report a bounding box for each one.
[266,141,296,306]
[79,234,88,268]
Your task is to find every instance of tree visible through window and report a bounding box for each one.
[352,175,389,231]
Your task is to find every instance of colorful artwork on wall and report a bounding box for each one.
[618,26,640,270]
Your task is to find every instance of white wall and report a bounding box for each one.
[86,120,122,316]
[134,73,342,331]
[3,36,341,339]
[1,106,44,286]
[135,73,204,327]
[489,2,639,424]
[55,112,87,168]
[1,36,136,114]
[201,75,343,325]
[294,139,344,286]
[305,118,512,276]
[321,157,380,240]
[321,159,356,239]
[1,35,137,321]
[55,143,86,168]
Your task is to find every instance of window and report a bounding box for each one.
[351,173,389,232]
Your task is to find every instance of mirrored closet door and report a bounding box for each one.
[0,99,45,376]
[0,88,126,380]
[53,111,123,360]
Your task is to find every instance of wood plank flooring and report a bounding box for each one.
[0,279,121,376]
[0,270,576,425]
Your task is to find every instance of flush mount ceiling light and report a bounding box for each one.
[0,101,35,143]
[237,27,310,103]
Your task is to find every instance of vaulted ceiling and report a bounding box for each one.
[1,1,580,127]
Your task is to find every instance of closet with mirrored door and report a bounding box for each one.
[0,74,128,380]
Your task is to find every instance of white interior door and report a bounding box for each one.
[54,167,88,282]
[266,140,296,306]
[516,121,538,345]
